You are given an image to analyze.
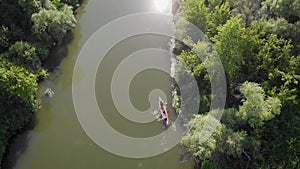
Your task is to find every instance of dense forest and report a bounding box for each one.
[175,0,300,168]
[0,0,80,165]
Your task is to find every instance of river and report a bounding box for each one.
[2,0,193,169]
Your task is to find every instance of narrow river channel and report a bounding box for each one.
[3,0,193,169]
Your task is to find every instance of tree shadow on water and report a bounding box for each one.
[42,32,75,71]
[1,120,35,169]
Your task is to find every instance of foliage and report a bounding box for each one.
[261,0,300,23]
[0,58,38,105]
[260,18,300,40]
[260,109,300,168]
[31,4,76,45]
[34,42,49,61]
[213,16,248,79]
[0,57,38,165]
[180,0,231,38]
[0,25,9,52]
[18,0,43,17]
[182,82,281,168]
[0,0,78,165]
[61,0,80,7]
[206,2,231,38]
[178,1,300,168]
[181,114,223,160]
[180,0,209,33]
[7,41,41,71]
[201,160,223,169]
[36,68,49,81]
[227,0,262,26]
[237,82,281,128]
[177,40,227,113]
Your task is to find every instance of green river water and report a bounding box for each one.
[3,0,193,169]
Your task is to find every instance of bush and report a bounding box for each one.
[7,41,41,72]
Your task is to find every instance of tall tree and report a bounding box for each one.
[181,82,282,168]
[7,41,41,72]
[261,0,300,23]
[180,0,210,33]
[213,16,248,80]
[237,82,281,128]
[31,4,76,45]
[0,58,38,106]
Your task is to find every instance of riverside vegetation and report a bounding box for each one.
[0,0,299,168]
[0,0,80,165]
[174,0,300,168]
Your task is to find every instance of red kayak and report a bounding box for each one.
[159,97,169,126]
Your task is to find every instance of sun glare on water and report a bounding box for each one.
[154,0,170,13]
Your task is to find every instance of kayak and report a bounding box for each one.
[158,97,169,126]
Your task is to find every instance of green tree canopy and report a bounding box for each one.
[0,57,37,106]
[7,41,41,71]
[261,0,300,23]
[181,82,282,168]
[0,25,9,52]
[31,4,76,45]
[213,16,248,78]
[206,2,231,37]
[179,0,231,38]
[228,0,262,26]
[180,0,209,33]
[237,82,281,128]
[18,0,43,17]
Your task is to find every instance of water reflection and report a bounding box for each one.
[153,0,172,13]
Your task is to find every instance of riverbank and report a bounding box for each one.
[170,1,199,168]
[170,0,181,113]
[1,1,195,169]
[0,1,82,167]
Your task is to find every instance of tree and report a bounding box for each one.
[181,112,251,168]
[31,4,76,45]
[237,82,281,128]
[0,57,38,165]
[261,18,298,39]
[61,0,80,7]
[0,25,9,52]
[252,30,299,105]
[181,114,223,160]
[180,0,210,33]
[0,58,38,106]
[179,0,231,38]
[18,0,43,17]
[177,41,222,114]
[213,16,249,80]
[227,0,262,26]
[206,2,231,38]
[177,0,300,168]
[253,17,300,55]
[261,0,300,23]
[181,82,282,168]
[7,41,41,72]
